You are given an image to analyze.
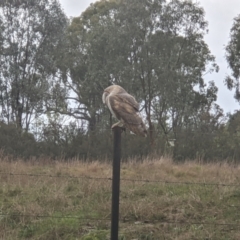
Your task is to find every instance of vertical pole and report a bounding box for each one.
[111,127,122,240]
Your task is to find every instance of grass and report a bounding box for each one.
[0,156,240,239]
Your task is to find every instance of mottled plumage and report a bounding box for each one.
[102,85,147,137]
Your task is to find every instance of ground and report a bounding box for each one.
[0,156,240,239]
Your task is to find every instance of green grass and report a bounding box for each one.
[0,158,240,239]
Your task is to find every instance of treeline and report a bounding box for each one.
[0,0,240,161]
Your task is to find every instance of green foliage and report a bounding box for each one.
[226,14,240,79]
[0,0,240,161]
[224,110,240,161]
[225,14,240,101]
[0,0,68,130]
[63,0,219,154]
[0,122,37,158]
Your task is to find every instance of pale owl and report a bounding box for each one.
[102,85,147,137]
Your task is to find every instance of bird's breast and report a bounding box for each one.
[106,97,117,118]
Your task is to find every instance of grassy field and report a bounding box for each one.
[0,156,240,239]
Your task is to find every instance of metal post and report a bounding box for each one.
[111,126,122,240]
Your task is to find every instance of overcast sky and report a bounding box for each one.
[59,0,240,114]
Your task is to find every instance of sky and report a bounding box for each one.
[59,0,240,114]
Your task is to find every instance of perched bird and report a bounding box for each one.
[102,85,147,137]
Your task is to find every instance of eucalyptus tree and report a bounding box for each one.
[66,0,218,149]
[225,14,240,101]
[63,0,124,132]
[0,0,68,130]
[112,0,219,146]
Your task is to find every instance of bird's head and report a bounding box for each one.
[102,85,127,104]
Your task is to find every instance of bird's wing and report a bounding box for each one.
[108,93,147,137]
[116,93,139,111]
[108,94,141,125]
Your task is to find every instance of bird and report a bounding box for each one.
[102,85,147,137]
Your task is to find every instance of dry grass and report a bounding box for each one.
[0,155,240,239]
